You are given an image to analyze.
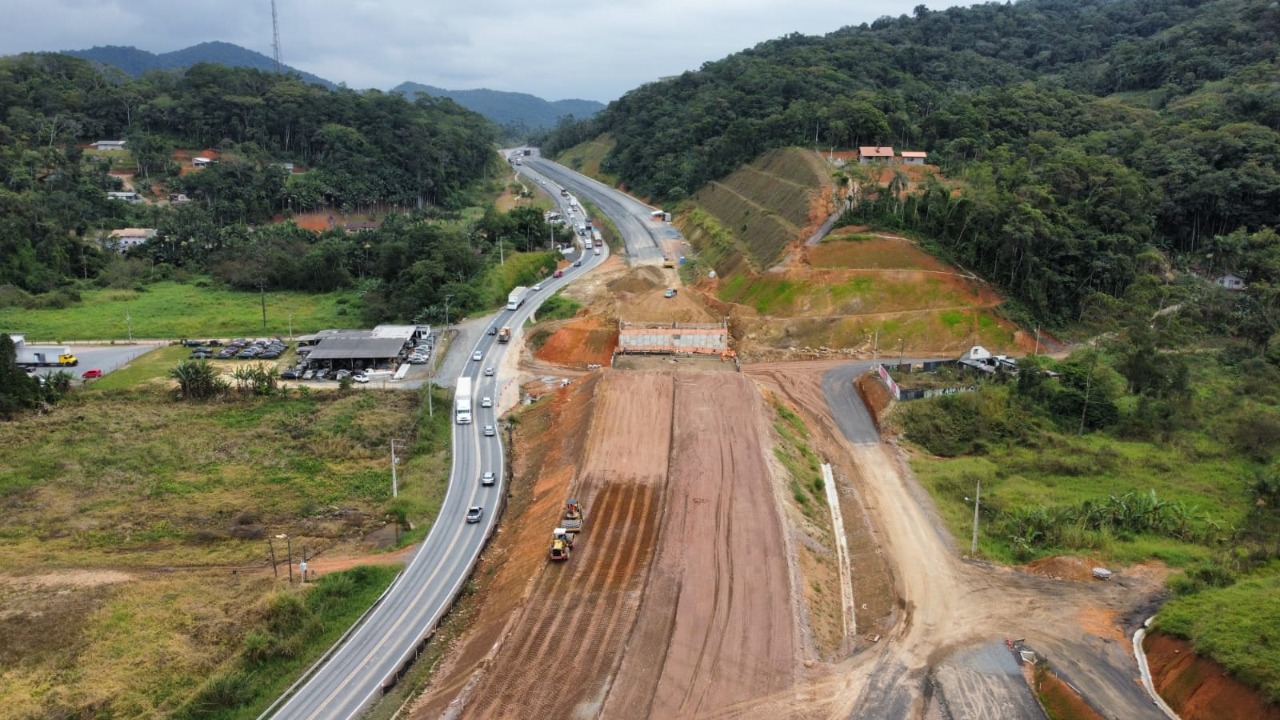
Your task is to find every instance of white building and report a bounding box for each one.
[1215,273,1246,291]
[900,150,928,165]
[92,140,126,151]
[107,228,157,253]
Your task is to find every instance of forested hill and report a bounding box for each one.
[0,54,496,294]
[393,82,603,132]
[544,0,1280,326]
[62,41,336,89]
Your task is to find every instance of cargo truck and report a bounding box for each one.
[455,376,473,424]
[507,286,529,311]
[497,326,511,343]
[12,336,78,368]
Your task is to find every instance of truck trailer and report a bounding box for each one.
[507,286,529,311]
[455,376,473,425]
[11,335,78,368]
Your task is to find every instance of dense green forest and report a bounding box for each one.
[0,53,571,324]
[541,0,1280,327]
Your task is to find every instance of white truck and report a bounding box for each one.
[507,286,529,311]
[455,376,473,425]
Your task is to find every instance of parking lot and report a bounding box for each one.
[30,343,161,380]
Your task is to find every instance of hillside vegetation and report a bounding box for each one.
[544,0,1280,327]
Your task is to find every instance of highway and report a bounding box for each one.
[520,150,675,264]
[266,185,609,719]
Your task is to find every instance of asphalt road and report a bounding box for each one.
[267,229,608,720]
[520,151,672,264]
[28,343,162,380]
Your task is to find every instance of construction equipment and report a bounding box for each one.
[549,527,574,561]
[562,499,584,533]
[662,256,675,268]
[497,326,511,344]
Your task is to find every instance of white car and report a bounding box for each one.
[483,425,496,437]
[471,350,483,361]
[532,283,542,291]
[481,396,493,408]
[352,373,369,383]
[466,506,484,523]
[481,471,496,486]
[484,367,495,377]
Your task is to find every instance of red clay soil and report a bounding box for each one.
[451,372,675,718]
[428,370,796,719]
[855,373,893,430]
[1037,668,1107,720]
[602,372,795,718]
[534,314,618,367]
[1145,632,1280,720]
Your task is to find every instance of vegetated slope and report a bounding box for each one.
[681,148,832,276]
[62,41,336,87]
[543,0,1280,327]
[393,82,603,130]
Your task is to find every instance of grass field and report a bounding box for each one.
[0,381,453,717]
[555,135,619,187]
[1,281,362,341]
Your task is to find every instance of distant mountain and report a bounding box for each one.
[393,82,604,131]
[62,41,336,88]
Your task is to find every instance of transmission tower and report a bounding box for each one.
[271,0,283,72]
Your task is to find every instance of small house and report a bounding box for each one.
[92,140,127,151]
[168,193,191,203]
[957,345,1018,375]
[106,191,142,203]
[900,150,928,165]
[1215,273,1246,291]
[107,228,157,253]
[859,146,895,164]
[192,157,212,167]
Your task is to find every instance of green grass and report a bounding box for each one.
[1155,569,1280,703]
[175,565,401,720]
[535,293,582,322]
[771,401,826,522]
[474,251,559,313]
[1,281,362,341]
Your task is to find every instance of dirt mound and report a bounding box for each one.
[1021,555,1100,583]
[606,266,665,294]
[1145,631,1280,720]
[533,314,617,367]
[620,286,720,324]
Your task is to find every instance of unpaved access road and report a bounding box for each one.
[746,360,1170,719]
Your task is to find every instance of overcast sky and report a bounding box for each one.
[2,0,942,102]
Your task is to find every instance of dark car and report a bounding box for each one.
[487,326,498,336]
[280,369,300,380]
[574,260,582,267]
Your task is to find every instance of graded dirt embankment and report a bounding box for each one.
[420,370,798,719]
[1145,632,1280,720]
[602,372,795,719]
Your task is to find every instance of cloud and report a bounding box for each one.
[0,0,935,101]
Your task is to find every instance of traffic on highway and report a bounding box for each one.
[266,165,609,719]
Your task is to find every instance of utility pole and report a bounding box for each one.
[288,313,294,342]
[872,329,879,366]
[1034,325,1041,356]
[126,307,133,343]
[390,438,400,498]
[268,537,278,578]
[443,295,452,327]
[1078,358,1096,437]
[971,480,981,555]
[899,338,905,367]
[260,283,267,330]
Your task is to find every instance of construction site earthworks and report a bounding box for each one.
[407,251,1178,720]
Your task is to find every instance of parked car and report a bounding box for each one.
[408,356,427,365]
[483,425,496,437]
[471,350,483,361]
[352,373,369,384]
[481,396,493,408]
[302,370,316,380]
[82,369,102,379]
[281,369,300,380]
[466,506,484,523]
[664,288,676,298]
[481,471,496,486]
